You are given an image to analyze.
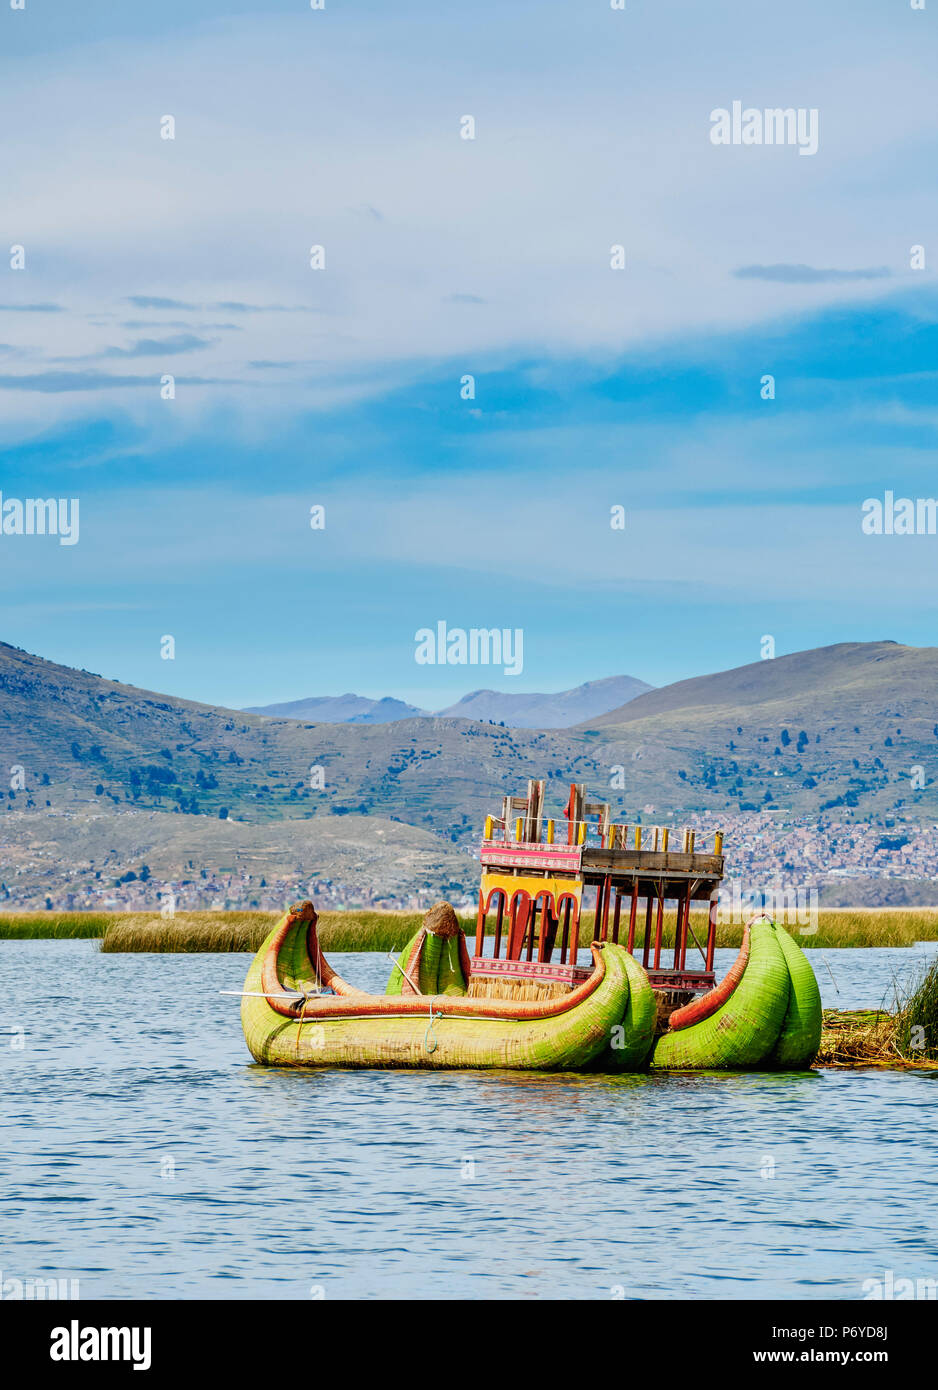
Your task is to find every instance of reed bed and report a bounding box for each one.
[818,956,938,1068]
[2,906,938,952]
[97,910,477,954]
[894,954,938,1061]
[0,912,114,939]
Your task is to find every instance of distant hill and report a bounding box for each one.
[580,641,938,821]
[245,693,428,722]
[434,675,653,727]
[584,642,922,730]
[248,674,651,728]
[5,638,938,907]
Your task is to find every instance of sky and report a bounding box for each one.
[1,0,937,709]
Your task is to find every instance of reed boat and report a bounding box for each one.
[241,901,651,1070]
[239,779,822,1072]
[241,783,822,1073]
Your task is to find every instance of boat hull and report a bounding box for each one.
[650,920,818,1070]
[238,906,823,1072]
[241,907,636,1070]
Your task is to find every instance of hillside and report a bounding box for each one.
[0,807,470,912]
[582,642,938,820]
[4,638,938,909]
[0,639,593,834]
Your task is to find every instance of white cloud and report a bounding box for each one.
[0,5,935,428]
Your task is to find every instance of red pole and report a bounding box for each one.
[673,893,684,971]
[559,898,570,964]
[493,893,504,958]
[475,890,485,957]
[600,874,611,941]
[569,902,581,968]
[642,893,653,968]
[627,883,639,953]
[679,885,692,969]
[706,891,718,972]
[653,886,664,969]
[611,890,622,945]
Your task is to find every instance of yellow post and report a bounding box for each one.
[484,815,493,840]
[515,817,523,843]
[578,821,586,845]
[634,824,642,850]
[688,830,696,853]
[547,819,555,844]
[714,831,724,854]
[661,827,669,852]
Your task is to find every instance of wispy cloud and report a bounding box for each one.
[103,333,214,358]
[733,264,892,284]
[0,371,224,392]
[126,296,199,311]
[212,302,320,315]
[0,303,64,313]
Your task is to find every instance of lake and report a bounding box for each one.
[2,939,937,1300]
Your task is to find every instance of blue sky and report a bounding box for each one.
[1,1,937,708]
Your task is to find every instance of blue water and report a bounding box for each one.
[2,940,937,1300]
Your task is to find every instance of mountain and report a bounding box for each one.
[247,675,651,727]
[244,693,428,722]
[583,642,922,731]
[5,637,938,908]
[0,640,580,830]
[434,675,653,727]
[346,697,430,724]
[580,640,938,820]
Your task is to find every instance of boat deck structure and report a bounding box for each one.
[472,780,725,997]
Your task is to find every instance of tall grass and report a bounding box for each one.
[97,910,477,954]
[894,956,938,1061]
[3,906,938,952]
[0,912,113,939]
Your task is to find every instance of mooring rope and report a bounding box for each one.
[295,985,314,1057]
[424,996,444,1054]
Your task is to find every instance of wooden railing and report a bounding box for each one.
[484,814,723,857]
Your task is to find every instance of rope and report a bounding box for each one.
[424,996,443,1054]
[295,985,313,1057]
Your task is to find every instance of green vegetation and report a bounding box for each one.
[2,906,938,951]
[819,956,938,1067]
[895,955,938,1060]
[0,912,113,938]
[95,910,477,954]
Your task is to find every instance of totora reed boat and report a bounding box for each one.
[238,780,823,1072]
